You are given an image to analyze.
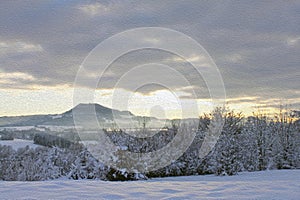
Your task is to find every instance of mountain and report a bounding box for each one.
[0,103,155,128]
[64,103,134,119]
[61,103,138,128]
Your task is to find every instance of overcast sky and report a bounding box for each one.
[0,1,299,118]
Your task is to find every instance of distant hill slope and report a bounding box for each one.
[0,115,53,127]
[0,103,156,128]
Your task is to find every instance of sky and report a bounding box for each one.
[0,1,299,118]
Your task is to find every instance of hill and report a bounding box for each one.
[0,103,158,129]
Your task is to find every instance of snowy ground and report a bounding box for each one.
[0,170,299,200]
[0,139,40,150]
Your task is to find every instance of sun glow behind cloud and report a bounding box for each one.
[1,82,297,118]
[0,87,73,116]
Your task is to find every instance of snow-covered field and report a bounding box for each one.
[0,170,299,200]
[0,139,40,150]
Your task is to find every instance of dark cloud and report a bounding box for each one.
[0,0,299,107]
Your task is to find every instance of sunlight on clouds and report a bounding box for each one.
[287,36,300,46]
[0,72,37,86]
[143,37,161,45]
[0,87,73,116]
[128,89,182,119]
[226,96,257,104]
[167,54,208,63]
[165,54,212,68]
[1,85,299,118]
[94,88,185,119]
[0,1,298,119]
[225,96,300,116]
[77,2,110,16]
[186,55,205,62]
[0,72,36,81]
[226,96,267,115]
[224,53,243,63]
[0,41,43,55]
[94,88,209,119]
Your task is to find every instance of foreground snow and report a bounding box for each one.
[0,170,299,199]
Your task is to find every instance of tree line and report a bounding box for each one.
[0,108,299,181]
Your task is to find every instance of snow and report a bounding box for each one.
[0,126,35,131]
[51,114,62,119]
[0,139,40,150]
[40,125,76,132]
[0,170,299,199]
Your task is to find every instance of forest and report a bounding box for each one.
[0,108,299,181]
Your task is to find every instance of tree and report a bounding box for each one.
[214,111,243,175]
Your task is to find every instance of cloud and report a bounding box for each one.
[226,96,258,104]
[0,0,299,115]
[77,2,110,16]
[0,71,35,81]
[0,40,43,56]
[143,37,161,45]
[287,36,300,46]
[222,53,243,63]
[167,54,208,64]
